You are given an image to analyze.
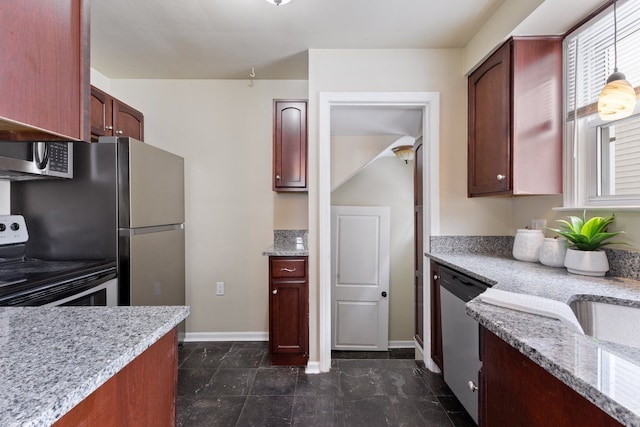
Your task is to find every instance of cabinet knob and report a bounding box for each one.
[467,381,478,392]
[381,291,387,297]
[116,130,124,135]
[272,289,278,295]
[276,175,281,180]
[497,174,506,181]
[433,274,439,280]
[105,125,113,131]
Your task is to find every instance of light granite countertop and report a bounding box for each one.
[0,306,189,427]
[262,243,309,257]
[427,252,640,427]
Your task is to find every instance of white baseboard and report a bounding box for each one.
[389,340,414,349]
[305,361,321,374]
[183,331,268,342]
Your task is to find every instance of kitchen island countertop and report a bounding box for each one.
[0,305,189,427]
[427,251,640,427]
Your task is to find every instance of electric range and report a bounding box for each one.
[0,215,117,306]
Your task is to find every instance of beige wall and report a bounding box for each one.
[512,196,640,250]
[331,156,415,342]
[106,78,308,334]
[307,48,514,361]
[331,135,400,190]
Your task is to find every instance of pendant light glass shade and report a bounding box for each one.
[597,0,636,121]
[392,145,414,164]
[265,0,293,5]
[598,71,636,120]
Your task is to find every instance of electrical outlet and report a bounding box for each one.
[216,281,224,296]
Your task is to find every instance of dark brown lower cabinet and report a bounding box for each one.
[54,328,177,426]
[269,256,309,366]
[480,327,622,427]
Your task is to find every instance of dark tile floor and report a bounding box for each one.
[178,341,475,427]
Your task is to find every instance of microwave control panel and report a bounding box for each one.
[48,142,69,173]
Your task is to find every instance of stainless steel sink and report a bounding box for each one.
[570,299,640,348]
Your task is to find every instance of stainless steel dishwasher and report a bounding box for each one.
[439,265,489,424]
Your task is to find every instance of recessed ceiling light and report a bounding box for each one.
[265,0,293,5]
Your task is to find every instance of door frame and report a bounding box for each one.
[318,91,440,372]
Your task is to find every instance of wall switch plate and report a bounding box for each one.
[216,281,224,296]
[531,219,547,231]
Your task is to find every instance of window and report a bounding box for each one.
[564,0,640,208]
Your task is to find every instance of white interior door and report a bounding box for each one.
[331,206,390,351]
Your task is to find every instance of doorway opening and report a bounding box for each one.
[318,92,440,372]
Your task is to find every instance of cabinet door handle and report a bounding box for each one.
[467,381,478,392]
[276,175,281,180]
[272,289,278,294]
[105,125,113,131]
[116,130,124,135]
[433,274,439,280]
[497,174,506,181]
[280,267,296,273]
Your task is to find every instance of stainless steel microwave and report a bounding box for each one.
[0,142,73,180]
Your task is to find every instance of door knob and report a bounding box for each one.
[381,291,387,297]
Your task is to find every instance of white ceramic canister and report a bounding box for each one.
[538,237,568,267]
[512,229,545,262]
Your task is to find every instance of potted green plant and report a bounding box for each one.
[548,211,625,276]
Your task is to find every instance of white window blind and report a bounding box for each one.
[566,0,640,118]
[613,118,640,194]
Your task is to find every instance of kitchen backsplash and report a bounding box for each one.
[274,229,308,248]
[605,248,640,281]
[429,235,514,256]
[430,235,640,281]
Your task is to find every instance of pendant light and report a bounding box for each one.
[598,0,637,121]
[265,0,293,5]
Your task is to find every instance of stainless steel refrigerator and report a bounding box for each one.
[10,137,185,310]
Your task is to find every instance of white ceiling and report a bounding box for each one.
[331,106,423,137]
[91,0,506,80]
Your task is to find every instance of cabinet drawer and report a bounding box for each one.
[271,258,306,278]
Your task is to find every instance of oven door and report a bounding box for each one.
[43,278,118,307]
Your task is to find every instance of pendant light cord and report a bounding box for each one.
[614,0,618,71]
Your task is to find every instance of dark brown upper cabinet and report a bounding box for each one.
[273,100,307,192]
[90,86,144,142]
[468,37,563,197]
[0,0,90,142]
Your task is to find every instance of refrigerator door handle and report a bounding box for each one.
[119,223,184,236]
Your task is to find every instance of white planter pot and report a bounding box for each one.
[564,248,609,276]
[539,238,567,267]
[512,229,544,262]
